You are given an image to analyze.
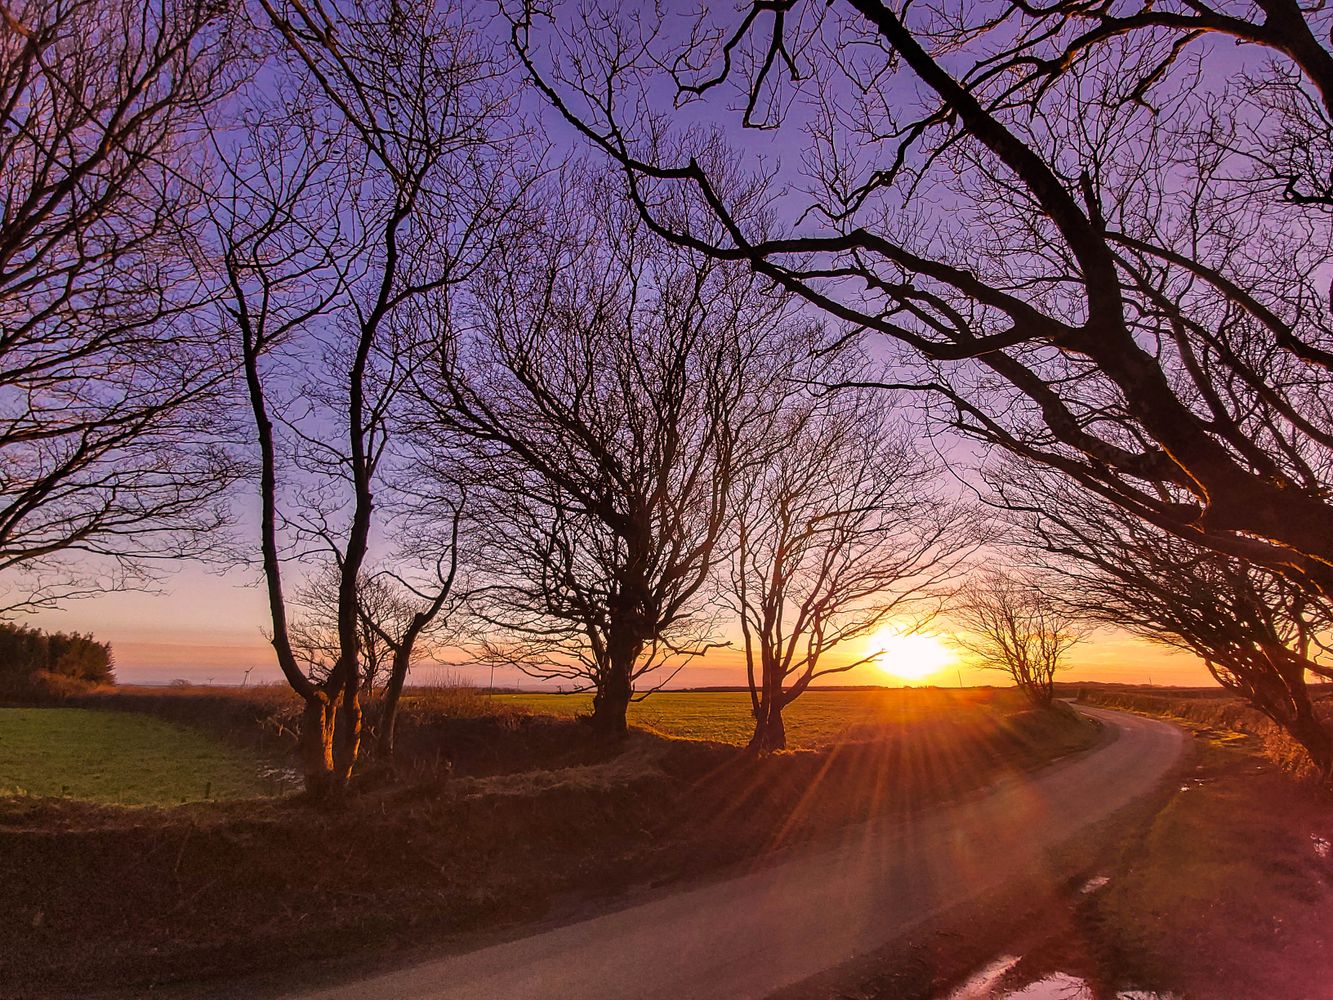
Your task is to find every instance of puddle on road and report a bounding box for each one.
[258,764,302,791]
[943,956,1022,1000]
[1079,874,1110,894]
[1001,972,1093,999]
[942,959,1180,1000]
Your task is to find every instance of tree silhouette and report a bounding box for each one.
[510,0,1333,600]
[994,461,1333,780]
[730,386,976,749]
[0,0,239,613]
[419,168,810,734]
[209,0,521,793]
[953,570,1084,708]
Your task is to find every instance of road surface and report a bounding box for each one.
[286,706,1185,1000]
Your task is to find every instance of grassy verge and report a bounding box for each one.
[1069,728,1333,999]
[1081,687,1333,778]
[0,708,291,805]
[994,730,1333,1000]
[0,692,1097,998]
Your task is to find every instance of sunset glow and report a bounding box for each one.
[869,629,958,681]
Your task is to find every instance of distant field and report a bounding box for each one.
[495,688,1014,746]
[0,708,291,805]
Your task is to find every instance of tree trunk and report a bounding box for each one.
[747,698,787,752]
[1287,712,1333,784]
[300,694,337,797]
[747,663,789,752]
[1257,664,1333,784]
[591,616,641,736]
[332,680,362,784]
[1022,675,1054,708]
[591,663,632,735]
[377,646,410,760]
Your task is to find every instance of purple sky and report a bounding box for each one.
[21,3,1232,692]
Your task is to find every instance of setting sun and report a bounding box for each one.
[870,629,958,681]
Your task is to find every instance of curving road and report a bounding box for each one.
[284,706,1185,1000]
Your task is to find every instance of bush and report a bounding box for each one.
[0,623,114,700]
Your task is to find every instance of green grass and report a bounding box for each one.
[496,687,1016,746]
[0,708,290,806]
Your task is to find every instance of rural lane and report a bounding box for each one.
[285,706,1185,1000]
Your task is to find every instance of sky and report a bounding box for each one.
[29,561,1210,689]
[15,5,1225,695]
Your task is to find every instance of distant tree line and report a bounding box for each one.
[0,622,113,699]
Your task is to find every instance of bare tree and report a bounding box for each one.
[953,570,1085,708]
[209,0,520,793]
[289,568,396,694]
[509,1,1333,603]
[0,0,241,613]
[995,464,1333,780]
[288,534,466,762]
[420,168,811,735]
[730,387,977,750]
[359,490,468,760]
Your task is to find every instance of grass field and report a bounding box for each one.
[496,687,1011,746]
[0,707,291,805]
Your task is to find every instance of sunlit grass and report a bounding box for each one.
[494,687,1019,746]
[0,708,287,805]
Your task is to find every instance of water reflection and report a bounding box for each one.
[1079,874,1110,894]
[944,957,1180,1000]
